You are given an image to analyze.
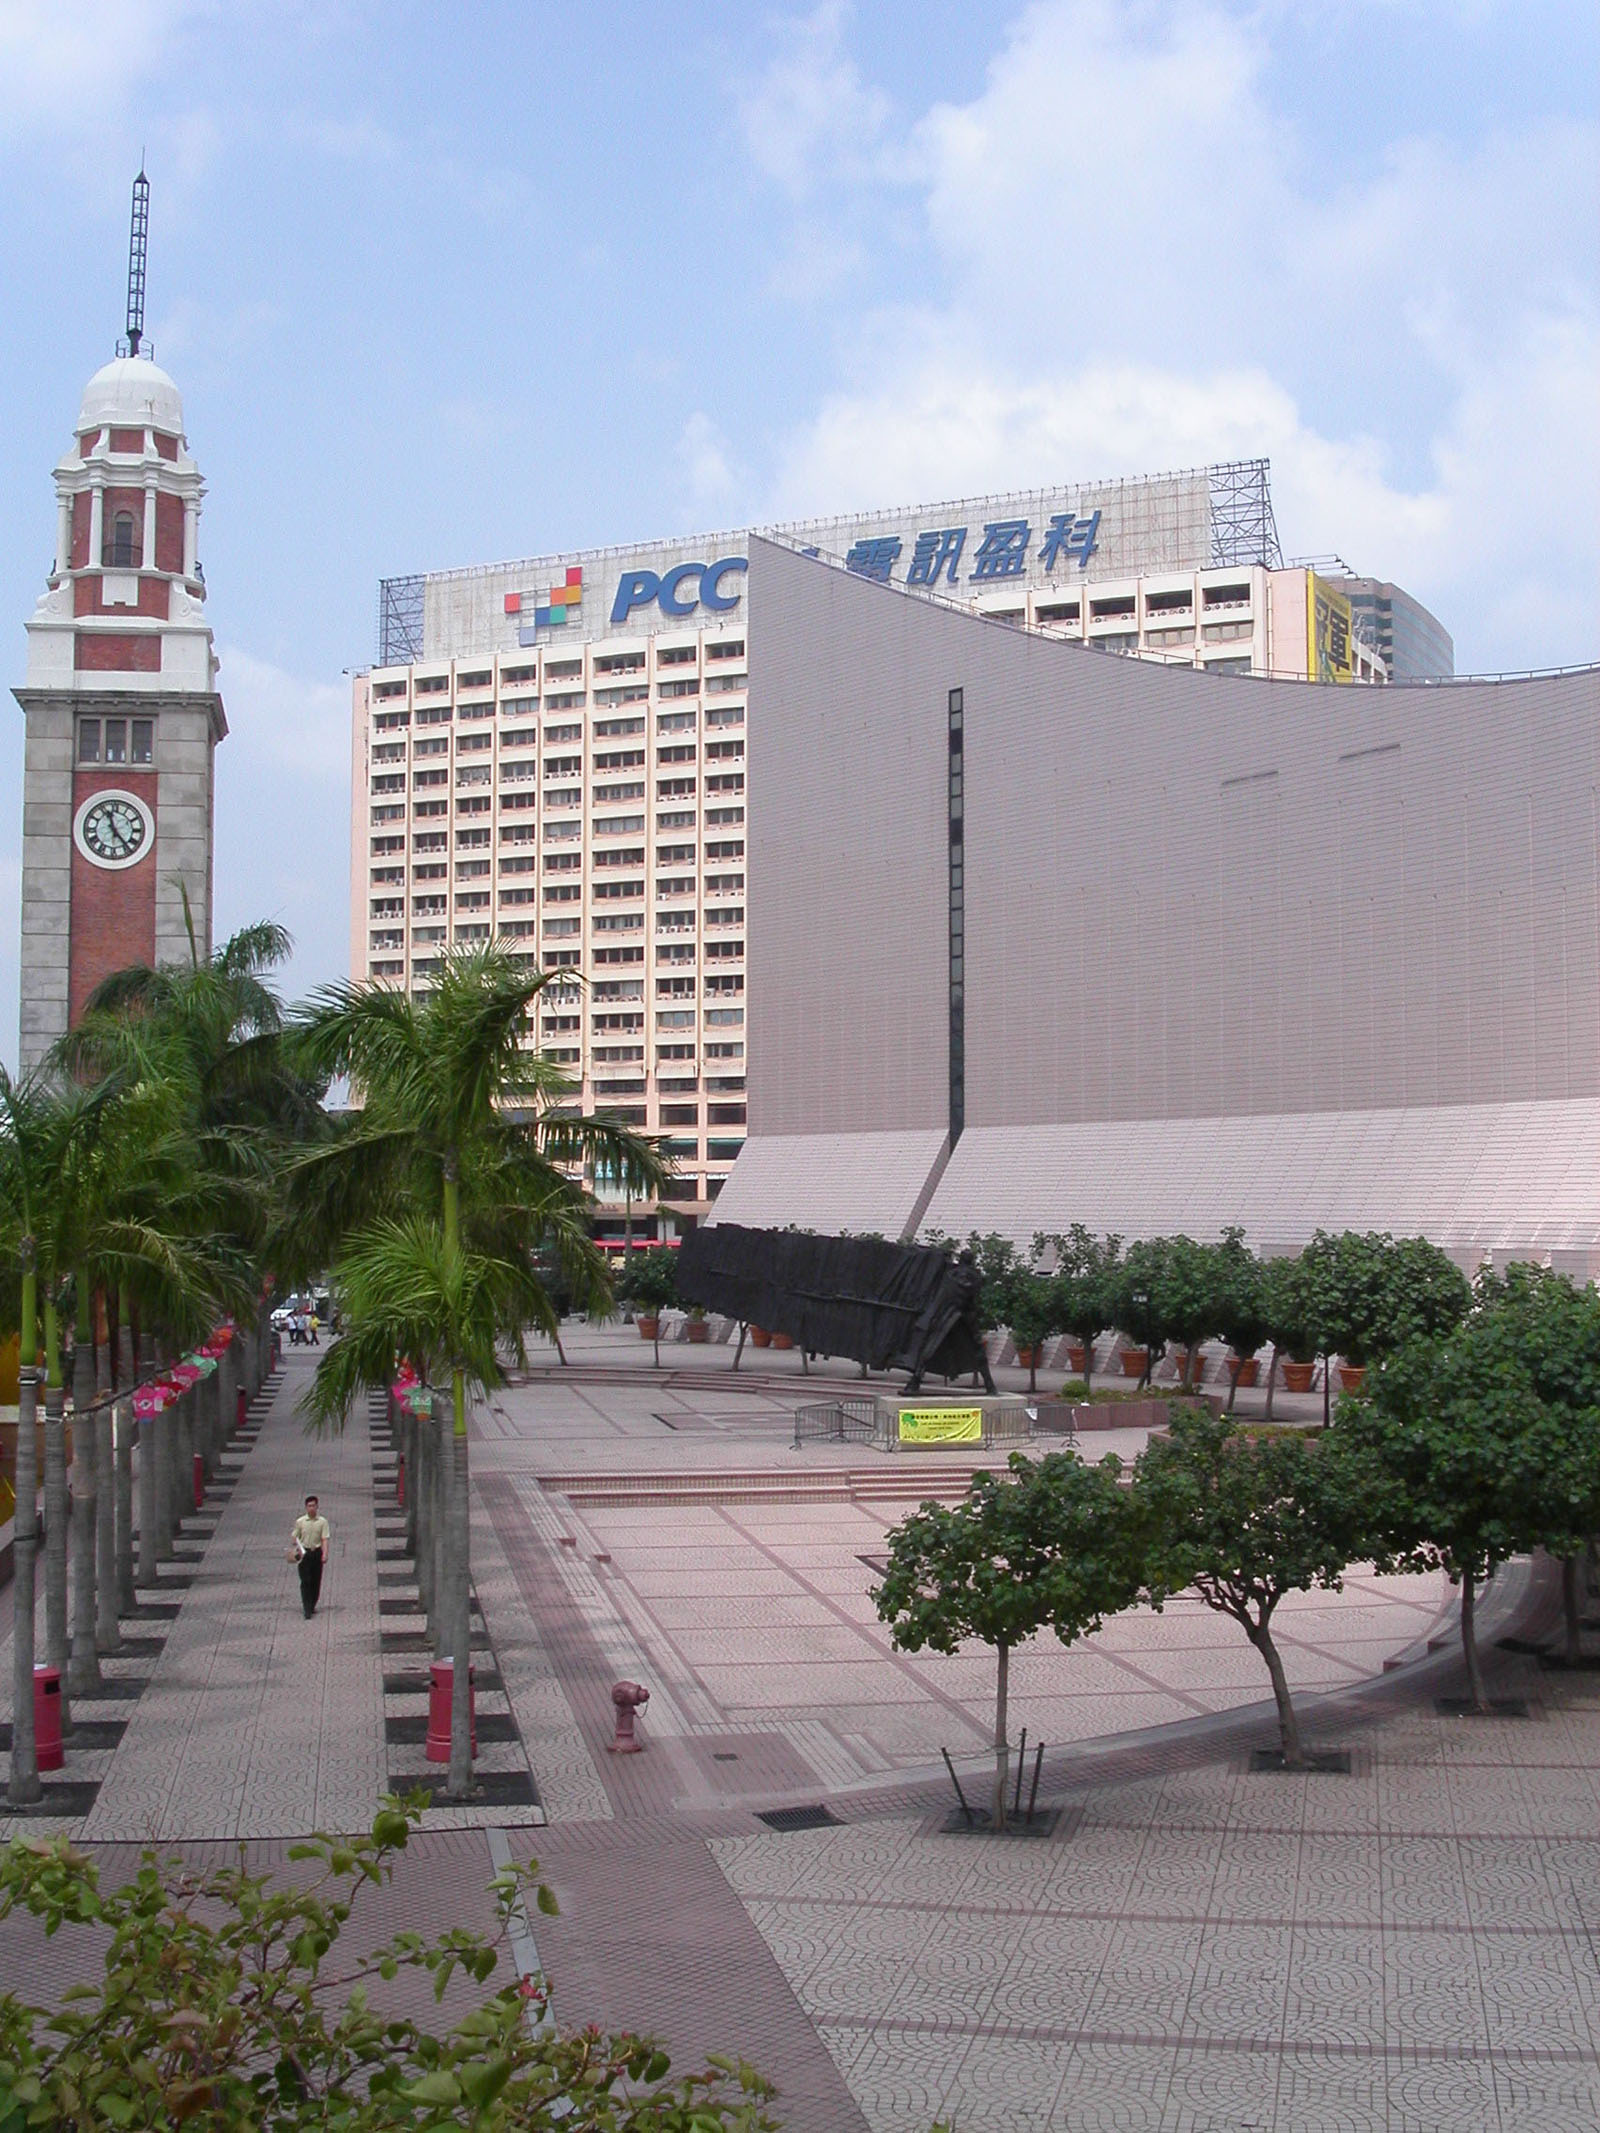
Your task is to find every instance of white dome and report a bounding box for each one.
[77,356,184,437]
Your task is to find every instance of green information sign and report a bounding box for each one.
[897,1406,983,1445]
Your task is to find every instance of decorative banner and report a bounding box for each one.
[898,1406,984,1445]
[1308,570,1354,683]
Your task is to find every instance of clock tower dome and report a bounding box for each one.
[13,172,226,1070]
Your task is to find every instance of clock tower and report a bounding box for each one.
[13,172,226,1071]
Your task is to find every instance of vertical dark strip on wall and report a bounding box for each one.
[948,686,965,1146]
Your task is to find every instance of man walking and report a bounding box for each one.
[290,1495,331,1618]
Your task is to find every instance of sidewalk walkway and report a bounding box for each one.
[82,1350,388,1842]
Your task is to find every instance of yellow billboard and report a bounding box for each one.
[1308,571,1354,684]
[898,1406,984,1444]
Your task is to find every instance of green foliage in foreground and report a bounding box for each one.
[0,1802,774,2133]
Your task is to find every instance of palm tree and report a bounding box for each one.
[0,1070,124,1767]
[0,1070,58,1804]
[291,946,668,1793]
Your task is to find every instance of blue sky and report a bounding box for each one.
[1,0,1595,1048]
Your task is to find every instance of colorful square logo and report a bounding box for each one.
[505,566,582,642]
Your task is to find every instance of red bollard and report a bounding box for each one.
[33,1665,64,1771]
[425,1659,476,1763]
[609,1680,650,1753]
[237,1386,247,1430]
[193,1451,205,1511]
[396,1453,405,1507]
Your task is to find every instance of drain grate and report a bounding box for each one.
[757,1803,841,1832]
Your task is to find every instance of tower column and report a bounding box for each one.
[183,499,198,579]
[55,495,72,577]
[89,477,105,569]
[142,479,157,571]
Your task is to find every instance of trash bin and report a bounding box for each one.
[33,1665,63,1771]
[425,1659,476,1763]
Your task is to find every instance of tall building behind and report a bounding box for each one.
[1331,576,1455,681]
[13,174,225,1071]
[351,462,1428,1229]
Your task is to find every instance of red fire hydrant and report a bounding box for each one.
[609,1680,650,1754]
[33,1665,64,1771]
[192,1451,205,1511]
[425,1659,477,1764]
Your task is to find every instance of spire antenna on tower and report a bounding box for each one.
[122,167,150,357]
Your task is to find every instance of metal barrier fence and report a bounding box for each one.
[793,1396,1067,1452]
[793,1398,879,1449]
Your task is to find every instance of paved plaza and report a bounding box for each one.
[4,1327,1600,2128]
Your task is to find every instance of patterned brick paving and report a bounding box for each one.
[8,1324,1600,2129]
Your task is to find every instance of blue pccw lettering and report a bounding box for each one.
[610,556,747,625]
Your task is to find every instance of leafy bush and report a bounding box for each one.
[0,1803,775,2132]
[616,1245,680,1316]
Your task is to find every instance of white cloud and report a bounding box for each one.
[211,647,351,1003]
[736,0,892,199]
[0,0,204,131]
[754,0,1600,671]
[677,411,740,518]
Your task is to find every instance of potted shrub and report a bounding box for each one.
[1213,1228,1271,1414]
[1035,1224,1121,1396]
[686,1304,710,1344]
[770,1331,794,1350]
[749,1325,772,1348]
[1002,1268,1059,1395]
[621,1247,680,1365]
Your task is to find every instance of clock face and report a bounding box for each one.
[74,789,154,871]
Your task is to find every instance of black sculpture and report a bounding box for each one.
[675,1224,997,1393]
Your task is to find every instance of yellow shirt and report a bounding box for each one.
[292,1514,330,1553]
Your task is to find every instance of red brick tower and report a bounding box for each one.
[13,172,226,1069]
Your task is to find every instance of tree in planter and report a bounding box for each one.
[1476,1262,1600,1661]
[875,1452,1138,1827]
[619,1244,680,1367]
[0,1803,776,2131]
[1299,1229,1472,1422]
[1337,1302,1563,1712]
[1214,1227,1271,1413]
[1000,1267,1059,1395]
[1133,1408,1376,1766]
[1038,1225,1121,1393]
[1257,1250,1317,1422]
[963,1231,1024,1339]
[1105,1236,1189,1388]
[1148,1234,1229,1389]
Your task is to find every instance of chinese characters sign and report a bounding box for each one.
[1309,573,1354,684]
[845,509,1100,589]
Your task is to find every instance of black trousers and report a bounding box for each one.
[298,1546,324,1616]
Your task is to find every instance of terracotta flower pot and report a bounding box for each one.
[1014,1343,1043,1371]
[770,1332,794,1351]
[1065,1342,1087,1373]
[1227,1355,1260,1389]
[1119,1348,1149,1379]
[1337,1364,1366,1393]
[637,1316,660,1341]
[749,1326,772,1348]
[1281,1360,1315,1394]
[686,1319,710,1343]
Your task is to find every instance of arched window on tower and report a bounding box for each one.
[106,511,139,569]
